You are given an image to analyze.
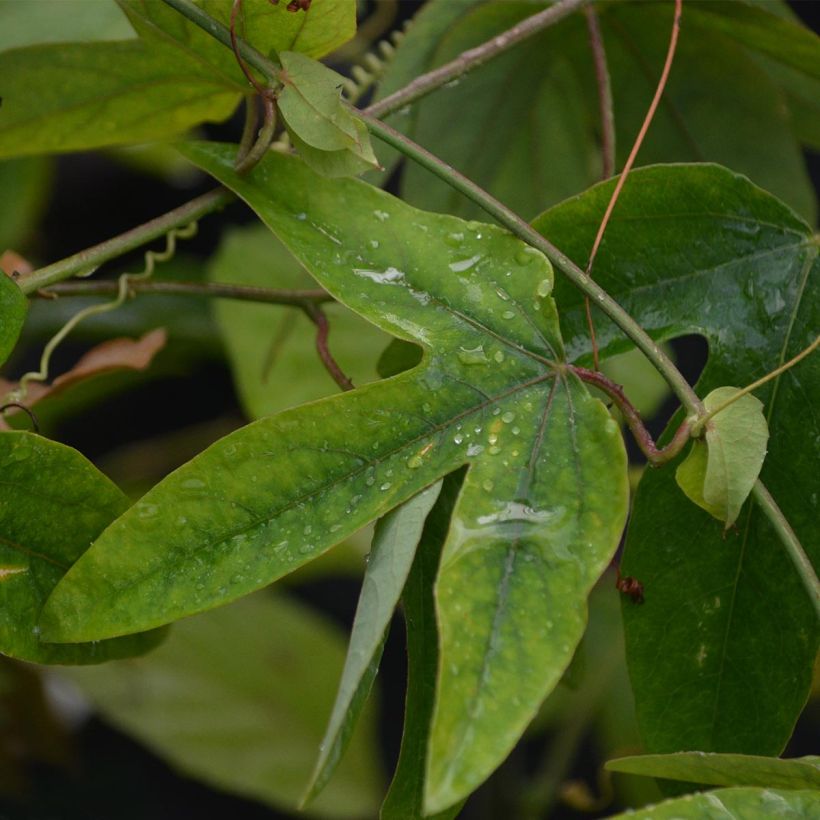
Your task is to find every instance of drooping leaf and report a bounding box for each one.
[381,471,465,820]
[208,225,387,419]
[0,431,165,664]
[277,52,378,173]
[379,0,816,221]
[305,481,441,806]
[0,40,241,159]
[59,590,382,818]
[0,272,27,367]
[42,145,628,814]
[606,752,820,791]
[676,388,769,527]
[532,164,818,756]
[608,787,820,819]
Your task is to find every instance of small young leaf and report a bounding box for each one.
[277,52,378,174]
[0,431,165,664]
[0,271,26,366]
[60,591,382,817]
[676,388,769,527]
[606,752,820,791]
[289,121,381,178]
[304,480,442,806]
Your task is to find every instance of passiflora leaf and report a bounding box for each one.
[607,787,820,819]
[606,752,820,791]
[532,164,818,757]
[304,481,443,806]
[0,431,165,664]
[60,591,382,817]
[0,271,26,366]
[0,157,53,254]
[676,388,769,527]
[42,145,628,814]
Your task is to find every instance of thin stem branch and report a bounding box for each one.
[366,0,589,119]
[15,189,232,295]
[585,0,682,277]
[361,112,703,417]
[303,304,355,391]
[40,280,332,306]
[584,5,615,180]
[691,335,820,436]
[235,94,276,174]
[751,481,820,620]
[572,365,691,465]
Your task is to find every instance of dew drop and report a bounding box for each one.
[453,433,464,445]
[457,345,489,365]
[407,455,423,469]
[482,479,494,492]
[536,278,551,297]
[502,310,515,319]
[502,411,515,423]
[493,350,505,363]
[373,209,390,221]
[380,482,392,490]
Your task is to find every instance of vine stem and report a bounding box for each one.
[584,5,615,181]
[366,0,590,119]
[691,335,820,436]
[751,481,820,620]
[303,304,355,391]
[40,280,332,306]
[15,189,231,295]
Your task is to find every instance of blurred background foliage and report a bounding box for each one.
[0,1,817,818]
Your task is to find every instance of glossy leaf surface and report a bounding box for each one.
[608,787,820,819]
[533,164,818,756]
[606,752,820,791]
[305,481,442,805]
[379,0,817,221]
[0,431,164,664]
[676,389,769,527]
[43,145,628,813]
[60,591,382,817]
[208,225,386,419]
[0,273,26,366]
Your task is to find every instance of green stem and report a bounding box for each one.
[41,280,332,306]
[691,335,820,436]
[751,481,820,620]
[16,189,231,295]
[366,0,589,119]
[362,113,703,417]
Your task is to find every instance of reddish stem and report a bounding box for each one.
[571,365,691,465]
[304,305,355,392]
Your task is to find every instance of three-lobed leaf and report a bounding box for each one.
[533,164,818,758]
[0,431,164,664]
[41,145,628,814]
[606,752,820,791]
[676,388,769,527]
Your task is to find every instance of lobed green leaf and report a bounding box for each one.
[0,272,27,366]
[533,164,818,757]
[42,145,628,813]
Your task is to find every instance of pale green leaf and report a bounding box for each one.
[59,590,382,817]
[606,752,820,791]
[209,225,387,419]
[607,787,820,819]
[305,481,442,806]
[0,431,165,664]
[677,388,769,527]
[278,51,378,170]
[42,145,628,814]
